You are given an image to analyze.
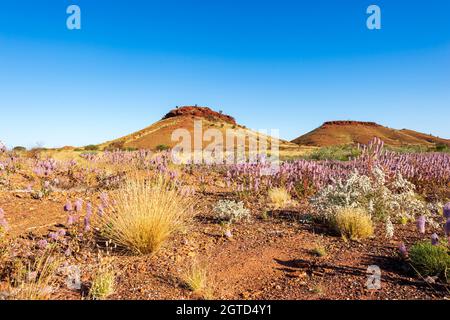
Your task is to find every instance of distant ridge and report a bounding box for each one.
[292,121,450,147]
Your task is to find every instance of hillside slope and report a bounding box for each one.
[100,106,299,151]
[292,121,450,147]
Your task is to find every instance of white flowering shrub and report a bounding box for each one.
[213,200,251,224]
[310,165,433,236]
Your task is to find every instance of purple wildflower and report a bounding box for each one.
[37,239,48,249]
[84,215,91,232]
[0,208,8,231]
[97,204,104,217]
[416,216,426,234]
[445,218,450,236]
[67,214,75,226]
[84,203,92,232]
[431,233,439,246]
[399,243,408,258]
[74,199,83,212]
[100,192,109,207]
[444,203,450,219]
[86,202,92,216]
[57,229,66,237]
[48,232,59,241]
[64,201,73,212]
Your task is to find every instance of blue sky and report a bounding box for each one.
[0,0,449,148]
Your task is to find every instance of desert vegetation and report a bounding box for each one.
[0,136,449,300]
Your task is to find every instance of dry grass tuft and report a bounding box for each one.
[268,187,292,209]
[332,207,374,241]
[9,250,61,300]
[100,174,193,255]
[89,261,115,300]
[183,261,213,299]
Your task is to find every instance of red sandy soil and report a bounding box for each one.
[1,187,447,300]
[292,121,450,148]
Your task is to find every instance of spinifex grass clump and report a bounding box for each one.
[9,250,62,300]
[332,207,374,241]
[409,242,450,279]
[183,261,213,299]
[89,262,115,300]
[100,174,193,255]
[268,187,292,210]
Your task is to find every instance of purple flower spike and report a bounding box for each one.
[100,192,109,207]
[84,215,91,232]
[48,232,59,241]
[431,233,439,246]
[399,243,408,258]
[97,204,104,217]
[416,216,426,234]
[67,214,75,226]
[445,218,450,236]
[64,201,73,212]
[37,239,48,249]
[86,202,92,216]
[0,208,8,231]
[74,199,83,212]
[444,203,450,219]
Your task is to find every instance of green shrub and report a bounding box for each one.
[106,141,125,151]
[435,143,449,153]
[84,144,99,151]
[305,145,361,161]
[409,242,450,279]
[13,146,27,152]
[155,144,170,152]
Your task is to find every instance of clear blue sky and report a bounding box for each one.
[1,0,449,148]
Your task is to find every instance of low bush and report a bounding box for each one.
[311,165,431,237]
[84,144,99,151]
[213,200,251,224]
[305,145,361,161]
[156,144,170,152]
[409,242,450,279]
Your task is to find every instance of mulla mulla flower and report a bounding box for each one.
[444,203,450,219]
[67,214,76,226]
[37,239,49,249]
[74,199,83,212]
[398,243,408,259]
[416,216,426,234]
[431,233,439,246]
[84,203,93,232]
[445,218,450,236]
[48,232,59,241]
[0,208,8,232]
[64,201,73,212]
[97,204,104,217]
